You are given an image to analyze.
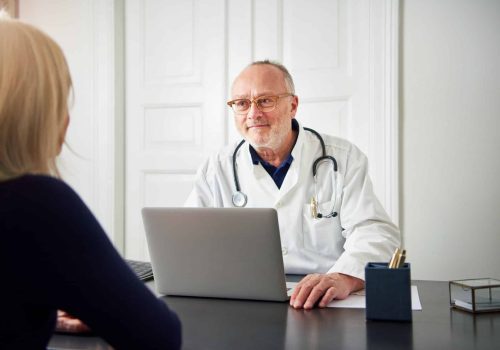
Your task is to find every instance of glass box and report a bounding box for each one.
[449,278,500,313]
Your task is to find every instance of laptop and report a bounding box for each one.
[141,207,293,301]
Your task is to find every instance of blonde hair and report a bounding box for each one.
[0,13,72,181]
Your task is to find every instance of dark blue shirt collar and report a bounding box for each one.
[249,146,294,167]
[248,119,299,188]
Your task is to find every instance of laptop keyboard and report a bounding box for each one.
[126,259,154,281]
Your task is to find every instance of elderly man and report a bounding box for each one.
[185,60,400,309]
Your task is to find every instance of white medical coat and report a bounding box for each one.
[185,121,400,280]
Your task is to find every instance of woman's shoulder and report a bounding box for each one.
[0,175,98,248]
[4,174,65,187]
[8,173,66,190]
[2,174,81,207]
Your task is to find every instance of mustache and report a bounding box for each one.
[247,123,269,127]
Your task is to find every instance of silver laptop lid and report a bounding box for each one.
[142,207,289,301]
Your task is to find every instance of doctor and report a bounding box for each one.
[185,60,400,309]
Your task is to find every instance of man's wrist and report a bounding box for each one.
[329,272,365,293]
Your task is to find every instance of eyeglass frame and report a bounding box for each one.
[226,93,295,114]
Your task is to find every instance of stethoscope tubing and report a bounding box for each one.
[231,127,338,218]
[232,139,246,194]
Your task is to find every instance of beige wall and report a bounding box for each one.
[401,0,500,280]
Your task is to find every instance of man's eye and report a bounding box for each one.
[258,97,274,107]
[235,100,250,108]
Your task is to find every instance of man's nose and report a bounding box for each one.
[246,101,262,119]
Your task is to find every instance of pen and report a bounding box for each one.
[310,197,318,218]
[388,248,401,268]
[388,248,406,268]
[397,249,406,268]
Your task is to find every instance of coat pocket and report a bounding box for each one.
[302,201,343,255]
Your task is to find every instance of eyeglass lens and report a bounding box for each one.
[232,96,277,113]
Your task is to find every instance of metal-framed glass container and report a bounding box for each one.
[449,278,500,313]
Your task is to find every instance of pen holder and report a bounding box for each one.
[365,262,412,322]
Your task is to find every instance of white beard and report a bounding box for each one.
[246,120,291,152]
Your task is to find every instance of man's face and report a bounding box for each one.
[230,65,298,150]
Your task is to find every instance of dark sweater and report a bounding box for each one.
[0,175,181,349]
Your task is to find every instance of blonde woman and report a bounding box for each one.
[0,12,181,350]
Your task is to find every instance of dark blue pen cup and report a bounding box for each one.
[365,262,412,322]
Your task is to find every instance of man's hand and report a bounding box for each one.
[56,310,91,333]
[289,273,364,309]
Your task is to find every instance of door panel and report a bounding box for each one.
[125,0,399,260]
[125,0,226,258]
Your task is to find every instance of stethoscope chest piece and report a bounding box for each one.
[232,191,248,207]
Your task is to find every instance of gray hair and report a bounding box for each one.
[248,60,295,94]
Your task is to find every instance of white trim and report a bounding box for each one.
[369,0,399,225]
[386,0,399,225]
[92,0,119,242]
[114,0,126,253]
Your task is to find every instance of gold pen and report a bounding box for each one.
[310,197,318,218]
[388,248,401,269]
[397,249,406,268]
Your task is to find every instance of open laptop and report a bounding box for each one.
[142,207,293,302]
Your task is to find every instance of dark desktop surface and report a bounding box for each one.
[49,278,500,350]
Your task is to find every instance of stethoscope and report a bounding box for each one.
[231,127,338,219]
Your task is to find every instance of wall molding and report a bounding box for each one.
[369,0,399,224]
[385,0,399,224]
[92,0,121,246]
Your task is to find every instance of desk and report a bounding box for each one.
[49,279,500,350]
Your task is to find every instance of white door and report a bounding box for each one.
[125,0,227,258]
[125,0,398,260]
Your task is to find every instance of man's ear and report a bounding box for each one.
[290,95,299,117]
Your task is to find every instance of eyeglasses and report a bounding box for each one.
[226,93,294,114]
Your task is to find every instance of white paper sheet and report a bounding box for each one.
[326,285,422,310]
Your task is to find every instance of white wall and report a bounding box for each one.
[19,0,121,248]
[18,0,500,280]
[401,0,500,280]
